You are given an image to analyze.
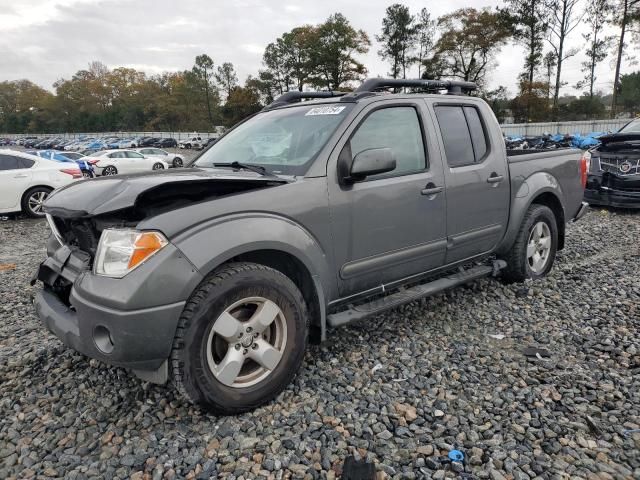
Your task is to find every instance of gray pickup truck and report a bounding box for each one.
[33,79,588,414]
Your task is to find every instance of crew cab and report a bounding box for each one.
[32,79,588,414]
[585,118,640,208]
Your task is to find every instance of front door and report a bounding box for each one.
[328,100,447,297]
[431,102,510,264]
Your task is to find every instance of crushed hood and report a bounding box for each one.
[44,167,289,218]
[597,132,640,145]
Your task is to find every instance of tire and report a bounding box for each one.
[152,162,164,170]
[82,171,92,179]
[173,157,183,168]
[103,165,117,176]
[21,187,52,218]
[185,143,191,149]
[170,262,308,414]
[501,204,558,283]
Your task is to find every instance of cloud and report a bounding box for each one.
[0,0,631,97]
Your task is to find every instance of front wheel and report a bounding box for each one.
[501,204,558,283]
[172,157,183,168]
[170,263,308,414]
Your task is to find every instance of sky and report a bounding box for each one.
[0,0,633,98]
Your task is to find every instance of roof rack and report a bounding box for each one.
[264,91,346,110]
[352,78,478,96]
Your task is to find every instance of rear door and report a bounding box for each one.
[0,154,33,209]
[328,99,447,297]
[430,101,510,264]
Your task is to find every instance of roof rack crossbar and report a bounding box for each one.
[264,91,346,110]
[355,78,478,95]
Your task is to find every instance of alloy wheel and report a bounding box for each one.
[527,221,552,274]
[206,297,287,388]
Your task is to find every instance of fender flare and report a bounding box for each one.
[496,172,566,255]
[172,213,334,339]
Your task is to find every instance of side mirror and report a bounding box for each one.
[346,147,396,182]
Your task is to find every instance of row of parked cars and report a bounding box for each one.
[5,134,217,152]
[0,147,187,218]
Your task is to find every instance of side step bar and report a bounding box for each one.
[327,261,505,328]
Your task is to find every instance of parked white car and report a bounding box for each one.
[179,135,205,150]
[0,150,82,218]
[135,147,185,168]
[85,149,169,176]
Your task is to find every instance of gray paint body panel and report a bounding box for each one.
[34,91,586,373]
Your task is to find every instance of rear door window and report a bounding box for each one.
[0,155,21,170]
[435,105,489,167]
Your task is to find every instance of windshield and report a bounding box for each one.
[619,119,640,133]
[194,103,353,175]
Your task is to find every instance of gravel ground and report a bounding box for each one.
[0,208,639,480]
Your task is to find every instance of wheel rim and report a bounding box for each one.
[153,163,164,170]
[104,166,116,175]
[28,191,48,214]
[174,158,183,167]
[527,221,552,274]
[206,296,287,388]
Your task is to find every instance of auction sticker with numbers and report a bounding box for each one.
[305,106,347,116]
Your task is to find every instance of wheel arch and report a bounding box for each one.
[496,174,566,255]
[20,184,54,204]
[170,215,334,342]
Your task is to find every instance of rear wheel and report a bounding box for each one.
[82,171,92,179]
[103,165,117,176]
[501,204,558,282]
[152,162,164,170]
[171,263,308,414]
[22,187,52,218]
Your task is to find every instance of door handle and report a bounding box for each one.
[14,174,28,178]
[487,173,504,184]
[421,184,443,196]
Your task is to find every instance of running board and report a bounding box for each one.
[327,261,505,328]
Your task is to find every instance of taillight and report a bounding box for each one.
[60,168,82,179]
[87,159,99,165]
[580,151,591,189]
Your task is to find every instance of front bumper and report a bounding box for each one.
[32,238,203,376]
[34,287,185,372]
[585,172,640,208]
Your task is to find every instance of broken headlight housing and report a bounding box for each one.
[94,229,168,278]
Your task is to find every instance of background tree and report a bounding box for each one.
[543,51,557,99]
[311,13,371,90]
[192,54,216,124]
[215,62,239,99]
[545,0,584,120]
[610,0,640,116]
[432,8,511,86]
[376,4,416,79]
[413,8,437,78]
[618,71,640,114]
[577,0,613,98]
[511,80,552,122]
[500,0,549,83]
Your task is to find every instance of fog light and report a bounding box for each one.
[94,325,114,354]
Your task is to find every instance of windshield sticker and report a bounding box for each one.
[305,106,346,116]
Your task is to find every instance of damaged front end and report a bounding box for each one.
[31,169,287,375]
[36,169,287,297]
[585,135,640,209]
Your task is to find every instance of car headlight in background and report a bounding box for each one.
[94,229,168,277]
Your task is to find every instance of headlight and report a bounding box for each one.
[94,229,168,277]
